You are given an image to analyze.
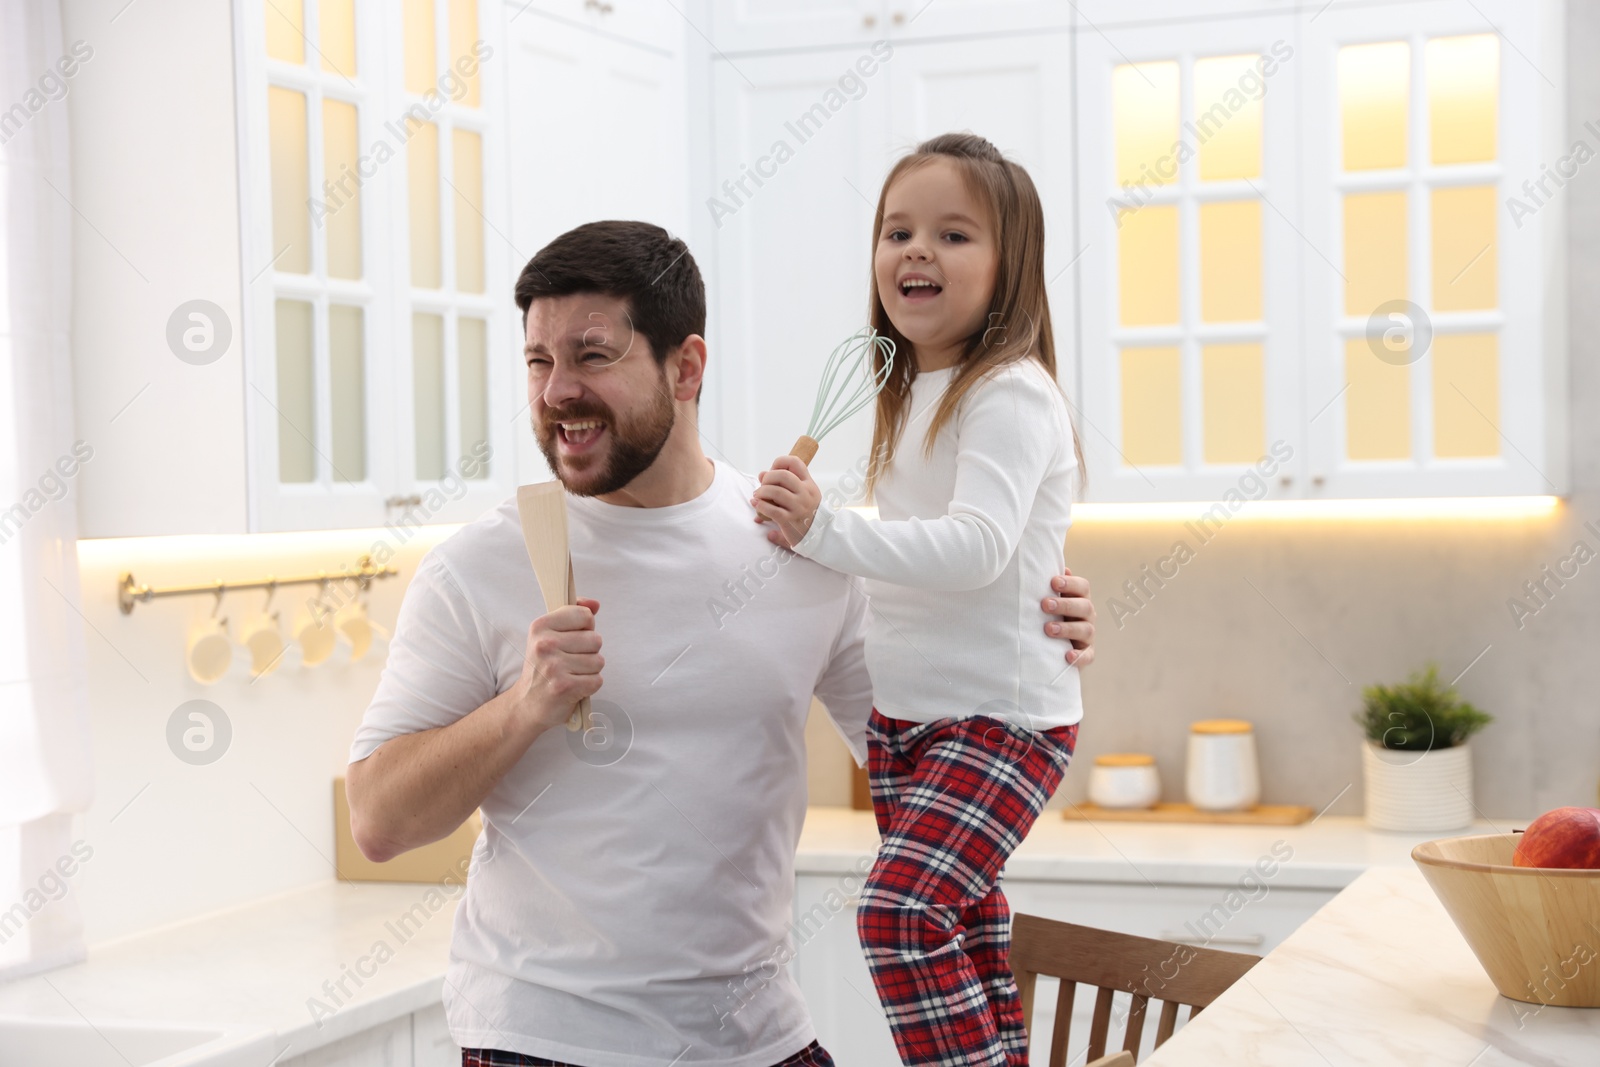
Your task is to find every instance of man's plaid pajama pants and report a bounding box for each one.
[859,708,1079,1067]
[461,1040,834,1066]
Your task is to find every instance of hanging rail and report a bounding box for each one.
[117,555,399,615]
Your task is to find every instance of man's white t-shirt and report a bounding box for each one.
[349,461,872,1067]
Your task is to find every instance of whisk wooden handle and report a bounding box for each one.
[790,435,819,465]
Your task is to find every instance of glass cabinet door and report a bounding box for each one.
[1077,15,1302,502]
[254,0,393,529]
[399,0,499,503]
[1302,0,1559,498]
[245,0,512,530]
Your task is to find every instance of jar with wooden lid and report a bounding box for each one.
[1186,719,1260,812]
[1087,753,1161,810]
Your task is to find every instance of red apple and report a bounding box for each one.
[1512,806,1600,869]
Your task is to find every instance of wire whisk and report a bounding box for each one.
[790,327,897,464]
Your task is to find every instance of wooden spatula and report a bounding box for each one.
[516,481,590,733]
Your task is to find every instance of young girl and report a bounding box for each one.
[751,133,1085,1067]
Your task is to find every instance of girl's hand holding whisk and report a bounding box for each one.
[751,456,822,549]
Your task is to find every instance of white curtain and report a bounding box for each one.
[0,0,94,979]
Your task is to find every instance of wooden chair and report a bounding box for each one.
[1010,913,1261,1065]
[1086,1054,1134,1067]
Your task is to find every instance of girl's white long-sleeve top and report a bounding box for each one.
[792,358,1084,730]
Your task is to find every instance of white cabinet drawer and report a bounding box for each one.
[507,0,683,53]
[278,1016,410,1067]
[1003,878,1333,1063]
[1003,877,1336,956]
[412,1003,461,1067]
[708,0,884,55]
[791,873,898,1067]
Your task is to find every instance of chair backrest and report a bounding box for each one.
[1010,913,1261,1066]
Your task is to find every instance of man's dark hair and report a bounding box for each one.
[514,221,705,368]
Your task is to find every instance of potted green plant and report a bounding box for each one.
[1355,665,1493,832]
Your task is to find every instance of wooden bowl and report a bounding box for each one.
[1413,833,1600,1007]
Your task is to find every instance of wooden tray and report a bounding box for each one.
[1063,802,1315,825]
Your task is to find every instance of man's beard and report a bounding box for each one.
[535,379,676,498]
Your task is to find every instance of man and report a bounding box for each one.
[345,221,1098,1067]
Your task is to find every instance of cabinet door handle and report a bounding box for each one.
[892,10,905,23]
[385,494,422,510]
[1158,931,1265,947]
[863,13,877,27]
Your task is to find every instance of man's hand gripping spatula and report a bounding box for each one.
[516,481,591,733]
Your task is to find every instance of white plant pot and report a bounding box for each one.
[1362,740,1474,832]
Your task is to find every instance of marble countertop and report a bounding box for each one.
[1141,865,1600,1066]
[0,879,460,1065]
[0,809,1538,1066]
[796,807,1514,889]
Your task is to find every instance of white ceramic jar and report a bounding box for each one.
[1185,719,1261,812]
[1087,753,1161,810]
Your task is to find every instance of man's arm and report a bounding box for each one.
[346,600,604,862]
[1043,567,1096,668]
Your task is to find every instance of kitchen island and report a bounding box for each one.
[3,811,1589,1066]
[792,808,1600,1066]
[1141,865,1600,1066]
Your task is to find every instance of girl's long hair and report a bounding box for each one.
[865,132,1085,494]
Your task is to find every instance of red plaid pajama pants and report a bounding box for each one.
[859,709,1079,1067]
[461,1040,833,1066]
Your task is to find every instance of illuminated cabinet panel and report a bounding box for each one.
[1298,1,1560,499]
[240,0,515,531]
[1118,206,1180,326]
[1121,347,1183,466]
[1078,0,1563,502]
[1079,16,1298,502]
[1202,343,1265,464]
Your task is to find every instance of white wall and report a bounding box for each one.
[71,525,456,944]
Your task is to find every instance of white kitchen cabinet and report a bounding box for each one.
[64,0,253,537]
[888,0,1069,42]
[708,0,887,54]
[1073,0,1301,29]
[703,0,1566,504]
[411,1002,462,1066]
[238,0,522,532]
[506,14,687,250]
[1076,0,1566,502]
[69,0,522,537]
[1004,877,1334,1061]
[886,34,1077,397]
[793,870,1334,1066]
[279,1015,411,1067]
[1076,12,1306,502]
[706,45,892,485]
[706,0,1068,53]
[791,873,900,1067]
[1296,0,1567,499]
[271,1007,457,1067]
[507,0,683,51]
[705,32,1075,487]
[505,6,689,482]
